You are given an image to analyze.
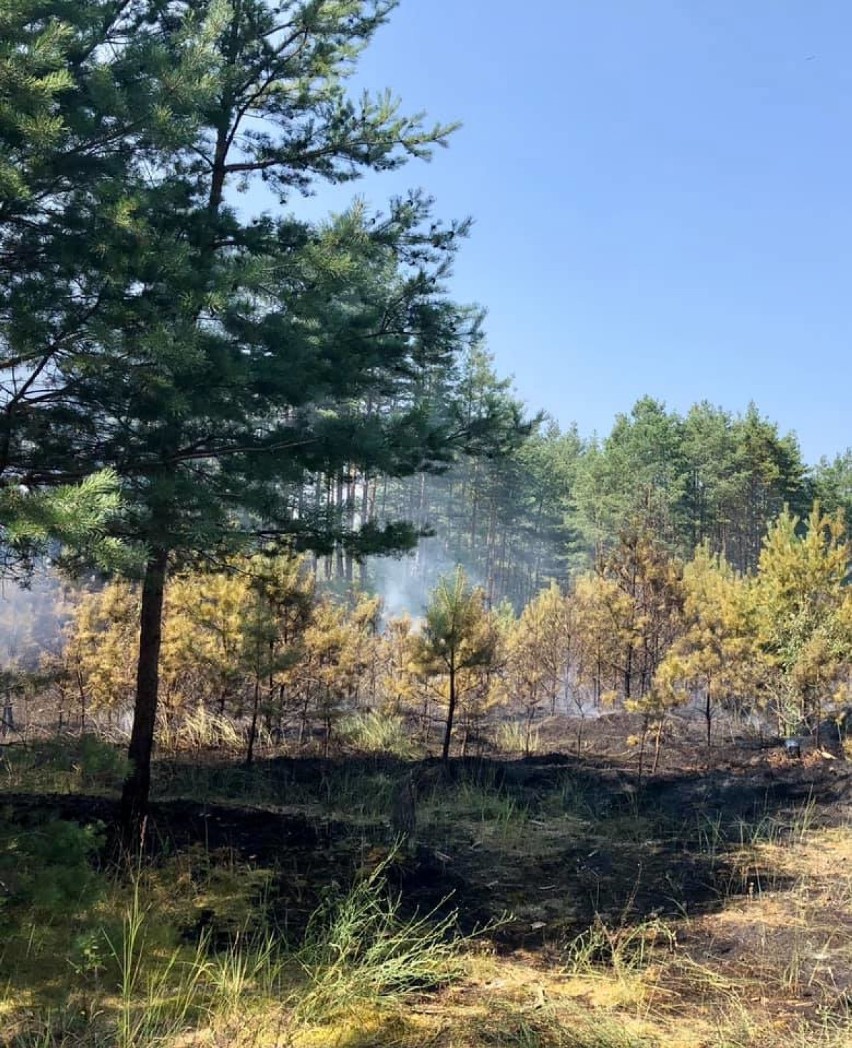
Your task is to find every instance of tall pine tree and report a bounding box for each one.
[2,0,515,833]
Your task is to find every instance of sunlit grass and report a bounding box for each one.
[338,710,418,759]
[5,742,852,1048]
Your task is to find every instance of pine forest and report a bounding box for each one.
[2,4,852,1047]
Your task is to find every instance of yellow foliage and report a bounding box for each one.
[62,582,139,713]
[58,554,318,741]
[375,614,420,716]
[651,544,762,729]
[569,526,684,706]
[505,581,571,718]
[753,504,852,730]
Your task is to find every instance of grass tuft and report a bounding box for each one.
[295,849,467,1023]
[495,721,541,756]
[338,711,417,759]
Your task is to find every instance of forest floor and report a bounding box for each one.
[2,711,852,1046]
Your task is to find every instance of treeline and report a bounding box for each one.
[8,499,851,758]
[348,376,852,609]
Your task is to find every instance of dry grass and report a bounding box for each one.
[171,808,852,1048]
[5,726,852,1048]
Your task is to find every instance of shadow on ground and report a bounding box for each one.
[4,741,850,954]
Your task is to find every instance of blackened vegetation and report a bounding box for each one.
[3,738,847,951]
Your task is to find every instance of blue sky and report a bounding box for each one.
[278,1,852,465]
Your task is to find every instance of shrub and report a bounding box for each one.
[76,733,131,787]
[1,734,129,792]
[0,811,104,920]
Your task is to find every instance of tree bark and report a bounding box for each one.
[705,688,712,748]
[246,676,261,767]
[442,659,457,763]
[120,547,169,844]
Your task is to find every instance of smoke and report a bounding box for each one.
[0,569,69,670]
[367,547,430,624]
[366,535,487,624]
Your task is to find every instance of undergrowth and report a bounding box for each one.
[0,829,474,1047]
[338,711,417,759]
[295,850,469,1023]
[3,739,851,1048]
[0,735,129,794]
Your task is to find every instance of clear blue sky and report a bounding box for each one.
[280,1,852,465]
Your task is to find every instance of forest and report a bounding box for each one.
[2,2,852,1047]
[5,414,852,762]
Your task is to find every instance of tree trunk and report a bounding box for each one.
[442,660,457,763]
[525,708,535,756]
[637,716,650,783]
[119,547,169,844]
[1,696,12,738]
[245,676,261,766]
[652,718,665,774]
[623,644,633,701]
[705,688,712,748]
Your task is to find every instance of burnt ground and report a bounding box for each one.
[4,710,852,955]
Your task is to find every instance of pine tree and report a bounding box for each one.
[0,471,126,578]
[1,1,206,571]
[653,544,760,745]
[239,553,314,764]
[573,398,688,558]
[811,450,852,522]
[571,399,809,572]
[753,504,852,734]
[415,567,496,761]
[1,0,516,834]
[505,581,571,748]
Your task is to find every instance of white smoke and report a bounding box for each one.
[367,535,489,625]
[0,569,70,670]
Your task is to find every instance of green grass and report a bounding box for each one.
[4,740,852,1048]
[564,913,676,979]
[295,849,468,1024]
[0,734,129,795]
[338,711,418,759]
[0,828,479,1047]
